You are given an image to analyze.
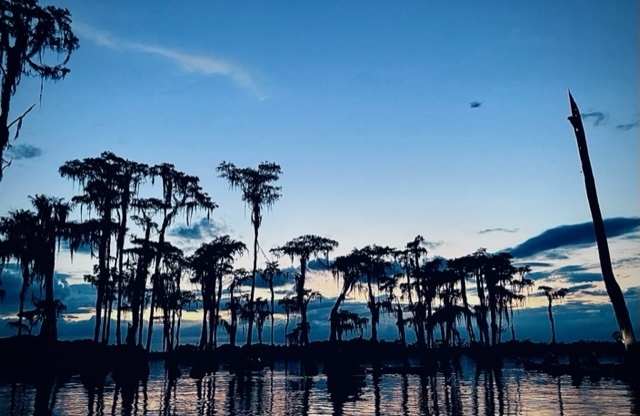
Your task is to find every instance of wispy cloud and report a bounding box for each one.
[581,111,607,126]
[7,144,42,160]
[75,23,267,100]
[478,227,519,235]
[616,120,639,131]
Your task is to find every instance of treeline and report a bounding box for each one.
[0,151,538,352]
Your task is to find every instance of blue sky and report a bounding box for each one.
[0,1,638,347]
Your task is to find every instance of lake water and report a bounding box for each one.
[0,357,637,415]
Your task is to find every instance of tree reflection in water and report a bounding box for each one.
[82,374,105,416]
[1,358,639,415]
[326,372,366,416]
[557,376,564,416]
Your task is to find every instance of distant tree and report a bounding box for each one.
[0,0,79,179]
[143,163,216,351]
[259,261,286,345]
[466,249,491,346]
[329,250,366,343]
[396,236,429,347]
[336,310,368,341]
[30,195,71,342]
[538,285,569,344]
[484,252,519,346]
[0,209,37,335]
[447,256,477,343]
[357,245,394,343]
[271,235,338,346]
[189,236,246,349]
[379,273,407,346]
[123,211,155,347]
[60,153,126,343]
[222,268,250,347]
[278,295,297,342]
[508,265,534,341]
[254,297,270,344]
[217,161,282,346]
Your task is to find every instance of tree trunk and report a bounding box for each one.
[568,92,637,351]
[246,223,259,346]
[17,268,29,336]
[270,284,275,346]
[198,283,207,349]
[298,258,309,346]
[547,298,556,344]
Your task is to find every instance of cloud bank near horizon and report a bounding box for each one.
[507,217,639,259]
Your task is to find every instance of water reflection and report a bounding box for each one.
[0,358,637,416]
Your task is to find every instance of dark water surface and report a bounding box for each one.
[0,357,638,415]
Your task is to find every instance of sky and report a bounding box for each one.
[0,1,638,348]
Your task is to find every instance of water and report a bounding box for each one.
[0,357,637,415]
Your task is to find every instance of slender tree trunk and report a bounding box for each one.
[145,278,157,351]
[459,276,476,343]
[40,243,57,342]
[115,187,131,346]
[329,292,347,343]
[365,275,379,343]
[105,295,113,344]
[396,304,406,346]
[246,223,259,346]
[568,92,637,351]
[176,309,182,348]
[270,284,275,346]
[17,268,29,336]
[297,259,310,346]
[199,285,207,349]
[127,223,151,347]
[214,275,223,349]
[138,294,145,345]
[284,314,290,343]
[547,297,556,344]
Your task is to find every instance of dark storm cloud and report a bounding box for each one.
[580,111,607,126]
[552,264,601,284]
[514,261,552,268]
[478,227,520,235]
[253,271,295,289]
[568,283,597,293]
[7,144,42,160]
[307,258,331,271]
[624,287,640,297]
[0,265,89,320]
[424,240,444,249]
[59,239,93,255]
[581,289,608,297]
[616,120,639,131]
[470,101,482,108]
[0,265,22,314]
[169,217,230,240]
[563,273,601,283]
[507,217,639,259]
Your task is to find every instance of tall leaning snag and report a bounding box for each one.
[567,91,636,352]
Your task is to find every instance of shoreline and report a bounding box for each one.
[1,335,631,384]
